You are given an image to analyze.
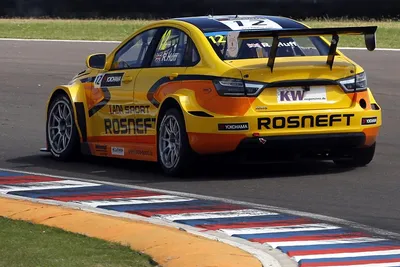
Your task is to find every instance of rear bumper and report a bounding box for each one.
[236,133,368,162]
[238,133,365,150]
[189,132,374,162]
[188,128,379,156]
[185,106,381,155]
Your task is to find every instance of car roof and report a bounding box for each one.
[172,15,307,33]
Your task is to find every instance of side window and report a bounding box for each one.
[184,39,200,66]
[112,29,157,70]
[151,28,190,67]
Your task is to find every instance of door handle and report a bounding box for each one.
[168,73,179,80]
[122,75,133,83]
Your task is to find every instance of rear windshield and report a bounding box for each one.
[205,32,331,60]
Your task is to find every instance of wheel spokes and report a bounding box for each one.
[159,114,182,169]
[48,100,73,154]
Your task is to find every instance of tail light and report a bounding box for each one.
[338,72,368,92]
[213,78,267,96]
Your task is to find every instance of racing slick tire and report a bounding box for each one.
[46,94,80,161]
[334,142,376,167]
[157,108,194,176]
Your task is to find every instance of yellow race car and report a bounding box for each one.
[43,15,382,176]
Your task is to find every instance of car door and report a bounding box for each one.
[133,27,200,152]
[87,28,159,158]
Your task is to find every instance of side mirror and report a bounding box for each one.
[86,53,107,69]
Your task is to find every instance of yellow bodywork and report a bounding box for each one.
[46,18,382,162]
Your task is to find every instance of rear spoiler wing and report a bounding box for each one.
[234,26,378,72]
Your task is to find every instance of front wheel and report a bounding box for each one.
[334,143,376,167]
[157,108,194,176]
[46,94,79,160]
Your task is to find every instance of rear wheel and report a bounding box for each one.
[334,143,376,167]
[46,94,79,160]
[157,108,194,176]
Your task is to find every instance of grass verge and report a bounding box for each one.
[0,216,157,267]
[0,18,398,48]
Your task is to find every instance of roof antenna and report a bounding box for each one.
[208,8,214,18]
[235,14,239,18]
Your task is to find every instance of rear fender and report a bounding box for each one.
[158,90,210,129]
[367,89,380,107]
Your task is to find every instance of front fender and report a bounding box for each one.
[46,84,86,111]
[46,83,88,142]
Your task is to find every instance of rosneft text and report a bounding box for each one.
[257,114,354,130]
[104,118,156,134]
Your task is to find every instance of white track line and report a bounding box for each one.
[1,167,399,242]
[319,263,400,267]
[74,195,195,207]
[294,249,400,261]
[155,209,277,221]
[0,180,100,193]
[220,223,341,236]
[266,237,387,248]
[0,38,399,51]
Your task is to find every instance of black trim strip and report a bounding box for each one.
[80,77,96,83]
[146,74,217,107]
[188,111,214,117]
[75,102,87,142]
[88,87,111,117]
[81,76,111,117]
[266,79,338,88]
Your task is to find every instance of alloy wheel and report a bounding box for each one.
[159,114,181,169]
[47,99,73,154]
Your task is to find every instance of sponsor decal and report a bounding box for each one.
[104,118,156,135]
[154,51,179,63]
[255,106,268,111]
[226,31,240,58]
[95,144,107,152]
[94,73,105,88]
[247,41,298,49]
[128,149,153,156]
[111,147,124,156]
[257,114,354,130]
[218,123,249,131]
[361,117,378,125]
[101,73,124,87]
[277,86,327,103]
[109,105,150,115]
[95,144,108,156]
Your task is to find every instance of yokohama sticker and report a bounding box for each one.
[101,73,124,87]
[218,123,249,131]
[362,117,378,125]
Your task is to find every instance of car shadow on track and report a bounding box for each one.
[6,153,355,183]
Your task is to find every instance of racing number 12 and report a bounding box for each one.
[234,20,266,26]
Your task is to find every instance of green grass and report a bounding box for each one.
[0,216,157,267]
[0,18,399,48]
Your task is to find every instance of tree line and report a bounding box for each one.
[1,0,399,19]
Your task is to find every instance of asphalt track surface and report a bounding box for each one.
[0,40,399,236]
